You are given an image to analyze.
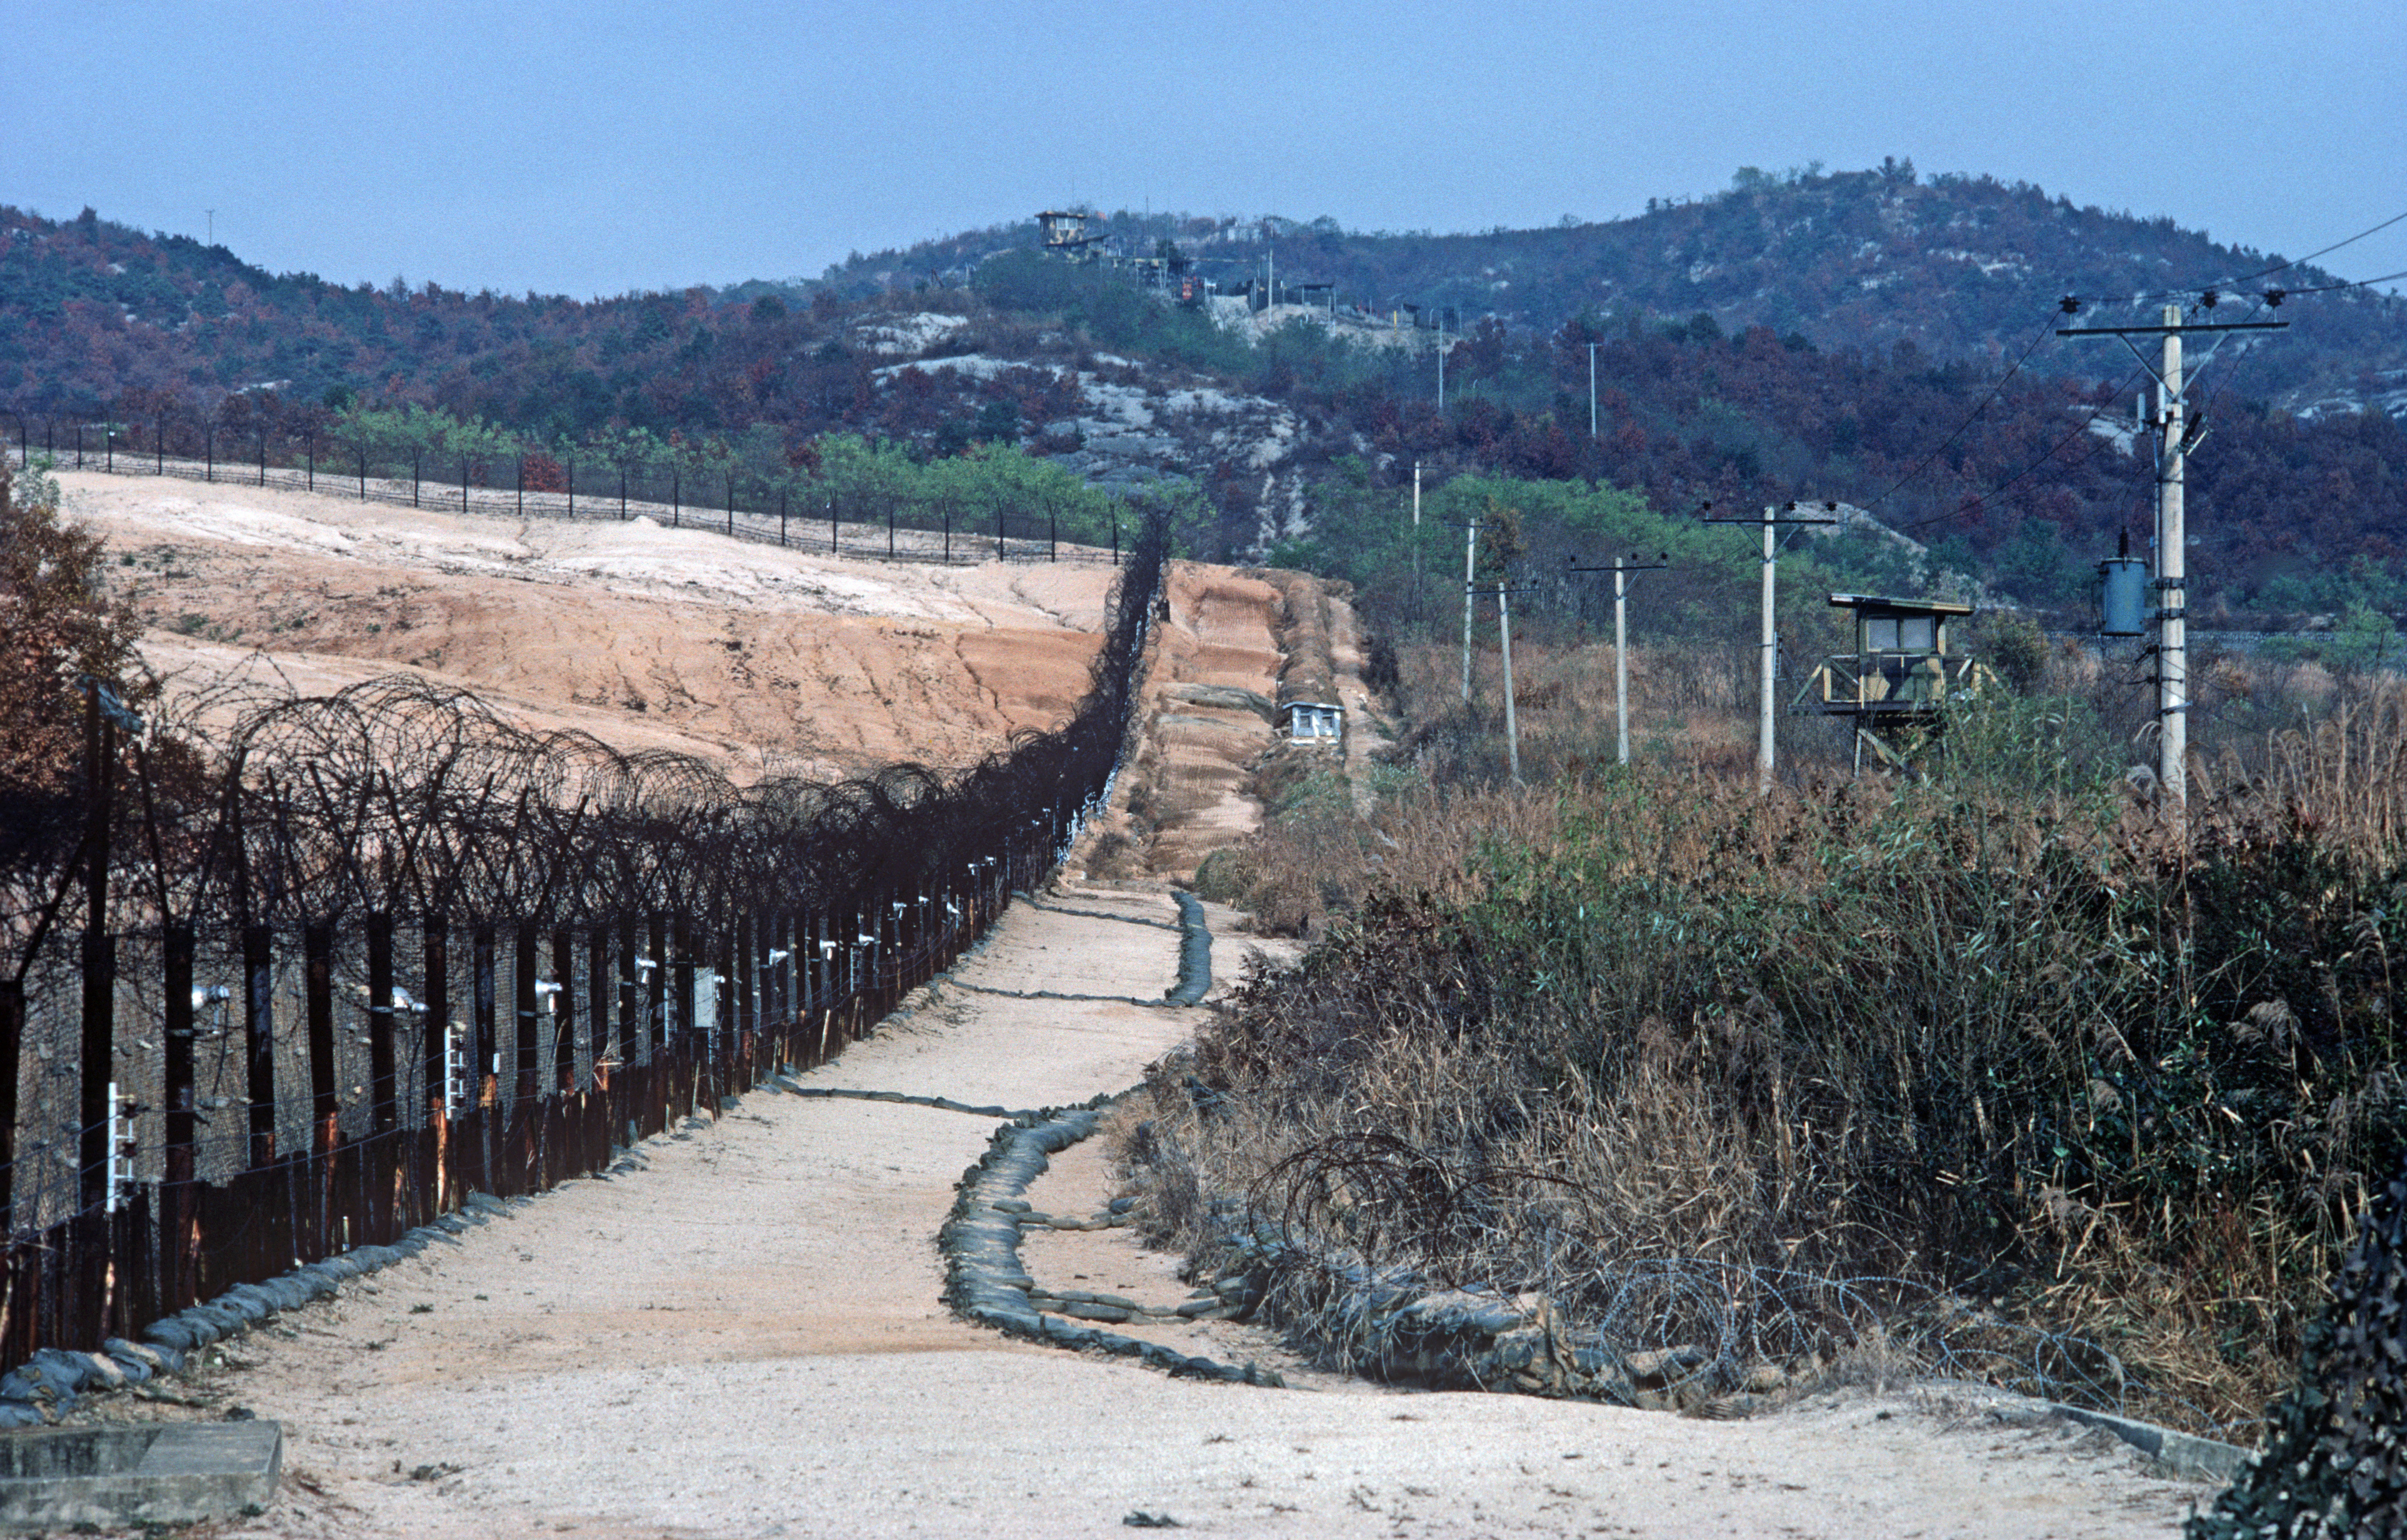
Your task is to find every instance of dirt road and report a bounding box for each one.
[124,887,2207,1540]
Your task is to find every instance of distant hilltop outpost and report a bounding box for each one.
[1030,208,1449,349]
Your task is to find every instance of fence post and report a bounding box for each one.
[514,920,541,1106]
[673,913,697,1051]
[421,913,449,1124]
[582,926,606,1093]
[104,423,112,473]
[998,502,1005,561]
[0,981,23,1234]
[620,465,628,521]
[727,914,746,1083]
[726,473,734,536]
[305,922,337,1159]
[357,443,367,501]
[615,915,638,1071]
[567,459,575,519]
[888,499,896,559]
[244,924,276,1166]
[461,455,469,513]
[671,468,680,527]
[779,488,787,547]
[472,924,497,1108]
[829,497,837,554]
[366,913,396,1136]
[79,683,120,1216]
[156,420,164,476]
[647,913,669,1058]
[1050,509,1057,562]
[204,426,213,482]
[256,426,265,486]
[412,449,421,509]
[305,432,314,492]
[715,921,737,1097]
[553,927,577,1095]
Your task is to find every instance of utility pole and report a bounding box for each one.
[1466,582,1540,783]
[1570,553,1670,765]
[1458,519,1477,702]
[2059,302,2286,805]
[1706,503,1835,794]
[1441,513,1501,705]
[1410,459,1422,606]
[1437,329,1446,413]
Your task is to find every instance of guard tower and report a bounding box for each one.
[1797,593,1985,771]
[1035,210,1105,262]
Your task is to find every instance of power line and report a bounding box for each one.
[2232,210,2407,286]
[1859,308,2064,514]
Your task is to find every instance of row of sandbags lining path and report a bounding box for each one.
[101,884,2210,1539]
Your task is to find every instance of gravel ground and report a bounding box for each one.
[96,887,2211,1540]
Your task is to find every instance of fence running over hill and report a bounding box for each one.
[0,514,1168,1376]
[5,419,1130,566]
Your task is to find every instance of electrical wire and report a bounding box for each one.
[2233,212,2407,287]
[1858,308,2064,514]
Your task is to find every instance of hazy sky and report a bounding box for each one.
[8,0,2404,300]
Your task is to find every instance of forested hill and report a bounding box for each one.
[814,164,2407,415]
[3,171,2404,621]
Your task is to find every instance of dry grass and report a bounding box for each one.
[1130,682,2407,1437]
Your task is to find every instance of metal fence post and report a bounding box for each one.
[422,913,450,1123]
[79,683,119,1215]
[366,913,396,1136]
[551,925,577,1094]
[305,921,337,1159]
[244,924,276,1166]
[0,981,25,1233]
[472,924,497,1107]
[647,913,669,1057]
[513,921,541,1106]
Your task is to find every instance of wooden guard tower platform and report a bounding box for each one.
[1035,210,1105,261]
[1796,593,1988,771]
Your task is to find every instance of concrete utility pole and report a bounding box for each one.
[1461,518,1476,702]
[2159,308,2188,804]
[1706,504,1835,795]
[2059,302,2286,805]
[1570,554,1670,765]
[1466,582,1538,784]
[1440,514,1491,704]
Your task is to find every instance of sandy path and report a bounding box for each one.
[113,885,2207,1540]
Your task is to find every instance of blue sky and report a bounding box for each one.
[8,0,2403,299]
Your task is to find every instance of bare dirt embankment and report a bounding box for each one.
[59,471,1120,780]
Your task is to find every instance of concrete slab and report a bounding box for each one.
[0,1421,282,1531]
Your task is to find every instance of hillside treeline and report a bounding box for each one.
[6,188,2405,617]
